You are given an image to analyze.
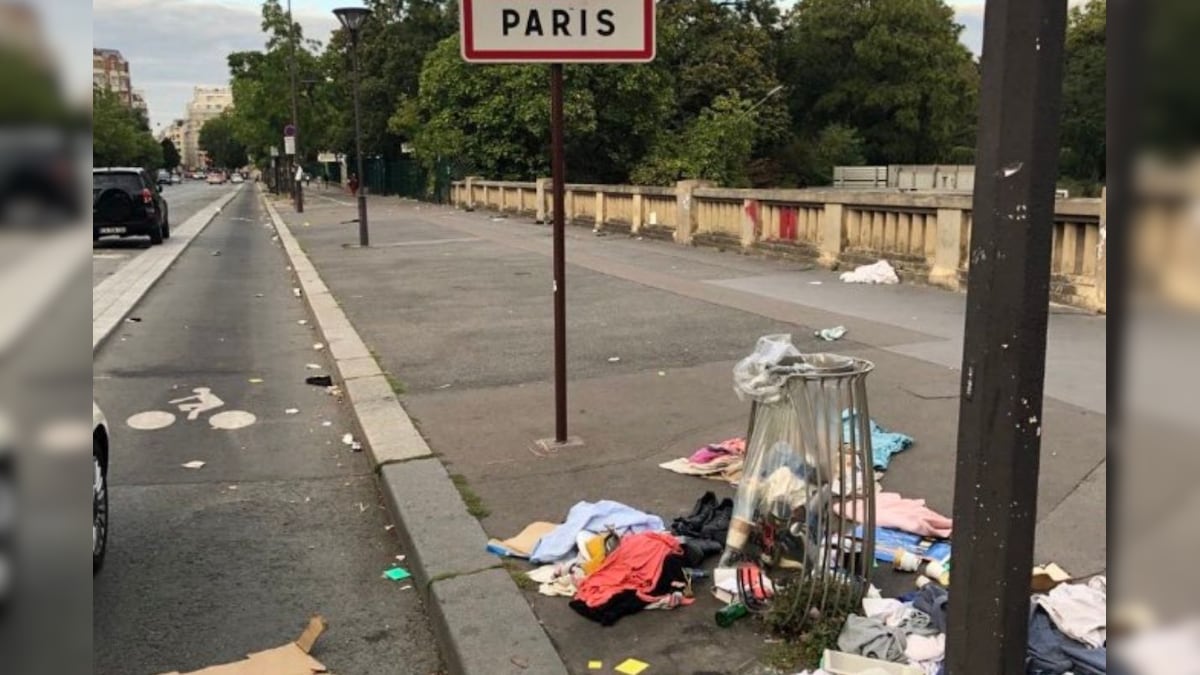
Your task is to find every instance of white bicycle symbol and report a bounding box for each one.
[126,387,256,431]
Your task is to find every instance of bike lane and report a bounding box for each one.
[92,189,444,674]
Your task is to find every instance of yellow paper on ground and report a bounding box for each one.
[615,658,650,675]
[587,661,603,670]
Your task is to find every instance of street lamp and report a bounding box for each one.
[334,5,372,247]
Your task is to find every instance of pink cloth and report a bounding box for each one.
[687,437,746,465]
[836,491,953,538]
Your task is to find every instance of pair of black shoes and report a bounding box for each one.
[671,491,733,543]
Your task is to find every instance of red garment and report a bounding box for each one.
[574,532,688,608]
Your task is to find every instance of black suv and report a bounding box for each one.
[93,168,170,245]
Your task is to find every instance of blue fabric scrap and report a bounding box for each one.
[529,500,665,564]
[842,410,915,470]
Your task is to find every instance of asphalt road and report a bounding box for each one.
[92,188,443,675]
[92,181,235,287]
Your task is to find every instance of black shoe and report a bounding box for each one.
[671,491,717,538]
[699,498,733,542]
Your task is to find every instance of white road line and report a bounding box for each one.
[92,186,242,352]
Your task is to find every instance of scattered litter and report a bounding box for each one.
[607,356,621,363]
[436,383,452,389]
[657,371,666,377]
[321,421,332,427]
[298,319,308,325]
[395,555,406,562]
[255,293,264,298]
[510,656,529,669]
[228,485,238,490]
[182,460,206,469]
[293,287,302,297]
[839,259,899,284]
[313,343,325,351]
[490,216,507,222]
[153,615,328,674]
[285,408,300,415]
[383,567,412,582]
[398,585,413,591]
[815,325,848,341]
[614,658,650,675]
[211,250,221,256]
[842,410,914,470]
[342,433,355,446]
[248,377,264,384]
[660,438,745,485]
[587,661,603,671]
[487,521,558,558]
[306,363,322,370]
[384,524,395,531]
[305,375,333,387]
[809,281,823,285]
[1031,562,1072,592]
[126,316,142,323]
[350,442,362,452]
[326,385,343,397]
[358,502,367,513]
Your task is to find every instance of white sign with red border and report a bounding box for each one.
[460,0,655,63]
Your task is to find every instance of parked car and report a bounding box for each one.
[92,167,170,245]
[206,171,226,185]
[192,171,206,180]
[93,401,109,572]
[156,169,171,187]
[171,173,182,184]
[230,173,244,184]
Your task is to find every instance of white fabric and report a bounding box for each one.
[905,633,945,673]
[840,260,900,284]
[527,562,581,598]
[1033,575,1107,648]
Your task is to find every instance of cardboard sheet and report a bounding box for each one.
[158,615,329,675]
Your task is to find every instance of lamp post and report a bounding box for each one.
[287,0,303,213]
[334,6,371,247]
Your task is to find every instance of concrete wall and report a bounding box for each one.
[451,179,1106,313]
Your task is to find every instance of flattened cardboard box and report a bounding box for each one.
[159,615,331,675]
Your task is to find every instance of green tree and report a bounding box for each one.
[778,0,978,166]
[632,92,758,186]
[1059,0,1105,184]
[199,112,249,169]
[161,138,181,171]
[93,87,161,168]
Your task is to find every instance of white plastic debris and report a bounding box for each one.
[839,259,900,284]
[182,460,206,469]
[313,343,325,351]
[342,433,355,446]
[285,408,300,415]
[298,319,308,325]
[293,288,302,297]
[815,325,848,341]
[607,356,621,363]
[306,363,322,369]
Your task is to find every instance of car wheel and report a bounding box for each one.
[149,221,164,245]
[93,451,108,573]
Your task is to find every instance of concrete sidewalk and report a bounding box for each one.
[280,192,1106,673]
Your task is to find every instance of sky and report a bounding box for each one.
[84,0,991,132]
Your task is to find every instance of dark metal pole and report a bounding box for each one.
[287,0,303,213]
[352,33,368,247]
[945,0,1068,673]
[550,63,567,443]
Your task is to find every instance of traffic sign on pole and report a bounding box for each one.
[459,0,655,63]
[284,136,296,156]
[283,124,297,137]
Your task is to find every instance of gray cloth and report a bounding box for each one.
[912,584,949,633]
[897,607,940,636]
[838,614,908,663]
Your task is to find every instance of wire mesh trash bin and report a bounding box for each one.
[722,337,878,615]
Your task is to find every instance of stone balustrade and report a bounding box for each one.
[451,177,1106,312]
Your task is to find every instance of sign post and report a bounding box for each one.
[460,0,654,446]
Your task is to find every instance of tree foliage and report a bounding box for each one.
[1059,0,1105,184]
[161,138,181,171]
[93,87,161,168]
[223,0,1106,187]
[199,112,249,169]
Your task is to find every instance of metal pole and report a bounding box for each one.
[352,33,369,247]
[550,63,567,443]
[944,0,1068,673]
[287,0,303,213]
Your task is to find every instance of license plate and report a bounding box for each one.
[98,227,125,235]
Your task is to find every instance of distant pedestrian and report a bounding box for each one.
[348,173,360,198]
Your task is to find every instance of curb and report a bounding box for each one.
[259,188,568,675]
[93,185,243,352]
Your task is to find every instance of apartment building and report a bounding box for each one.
[93,47,133,107]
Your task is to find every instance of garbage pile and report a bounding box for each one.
[486,335,1106,674]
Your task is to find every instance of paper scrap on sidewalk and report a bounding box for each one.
[1031,562,1072,592]
[306,363,322,370]
[839,259,899,284]
[341,433,355,446]
[383,567,412,582]
[615,658,650,675]
[293,288,302,297]
[587,661,603,671]
[248,378,264,384]
[156,615,327,674]
[182,460,206,469]
[313,343,325,351]
[814,326,847,341]
[607,356,621,363]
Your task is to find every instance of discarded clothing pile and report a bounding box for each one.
[1028,576,1107,674]
[836,491,953,539]
[658,438,746,485]
[569,531,695,626]
[840,259,900,284]
[529,500,665,564]
[837,585,947,673]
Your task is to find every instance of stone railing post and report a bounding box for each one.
[741,199,761,249]
[675,179,714,244]
[535,177,551,223]
[930,207,966,290]
[819,202,845,266]
[1096,187,1106,311]
[631,190,644,233]
[594,191,606,231]
[464,176,480,211]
